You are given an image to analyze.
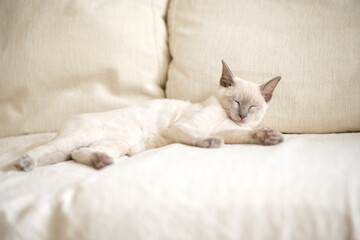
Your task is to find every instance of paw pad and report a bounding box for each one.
[15,154,35,171]
[93,152,113,169]
[198,137,224,148]
[255,128,284,145]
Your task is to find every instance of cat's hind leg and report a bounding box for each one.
[16,149,71,172]
[16,134,95,171]
[71,148,113,169]
[71,140,130,169]
[15,136,76,171]
[16,124,102,171]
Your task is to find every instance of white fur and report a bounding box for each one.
[15,62,283,171]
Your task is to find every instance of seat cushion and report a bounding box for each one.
[1,133,360,239]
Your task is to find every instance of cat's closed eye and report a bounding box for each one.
[249,105,258,110]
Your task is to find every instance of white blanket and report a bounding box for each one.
[1,133,360,240]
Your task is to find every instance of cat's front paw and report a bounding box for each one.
[197,137,224,148]
[15,154,35,171]
[253,128,283,145]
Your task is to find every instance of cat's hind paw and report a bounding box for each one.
[254,127,283,145]
[92,152,114,170]
[198,137,224,148]
[15,154,35,171]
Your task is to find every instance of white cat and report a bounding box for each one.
[16,60,283,171]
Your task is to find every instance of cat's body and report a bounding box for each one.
[16,61,283,171]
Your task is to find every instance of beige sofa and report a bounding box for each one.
[0,0,359,239]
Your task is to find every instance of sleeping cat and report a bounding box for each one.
[15,60,283,171]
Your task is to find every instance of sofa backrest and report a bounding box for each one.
[1,0,359,136]
[166,0,360,133]
[0,0,169,137]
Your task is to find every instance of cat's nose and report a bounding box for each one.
[239,113,247,120]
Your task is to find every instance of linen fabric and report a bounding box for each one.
[0,0,169,137]
[1,132,360,239]
[166,0,360,133]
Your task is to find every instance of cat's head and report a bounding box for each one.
[217,60,281,128]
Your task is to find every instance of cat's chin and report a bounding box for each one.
[235,120,258,129]
[234,120,248,127]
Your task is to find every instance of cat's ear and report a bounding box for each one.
[220,60,235,88]
[260,76,281,102]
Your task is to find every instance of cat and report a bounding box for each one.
[15,60,283,171]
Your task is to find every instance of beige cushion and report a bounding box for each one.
[166,0,360,133]
[1,133,360,239]
[0,0,169,137]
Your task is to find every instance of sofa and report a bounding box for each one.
[0,0,359,239]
